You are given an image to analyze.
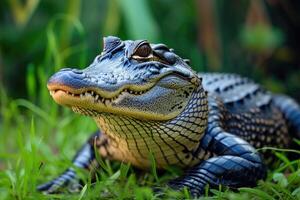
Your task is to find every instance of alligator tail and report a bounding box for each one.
[273,95,300,139]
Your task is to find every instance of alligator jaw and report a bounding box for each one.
[50,85,148,106]
[48,84,151,108]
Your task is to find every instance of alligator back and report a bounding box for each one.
[199,73,291,149]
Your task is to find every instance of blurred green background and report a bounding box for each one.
[0,0,300,102]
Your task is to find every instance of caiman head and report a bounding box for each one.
[48,36,201,121]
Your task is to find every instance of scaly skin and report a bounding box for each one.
[38,36,300,196]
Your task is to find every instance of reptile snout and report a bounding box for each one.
[47,68,90,90]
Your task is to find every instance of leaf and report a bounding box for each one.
[292,187,300,199]
[148,151,159,183]
[239,187,274,200]
[116,0,159,41]
[107,170,120,184]
[120,162,131,180]
[272,173,288,188]
[275,152,295,172]
[134,187,153,200]
[78,184,87,200]
[103,0,121,36]
[8,0,40,27]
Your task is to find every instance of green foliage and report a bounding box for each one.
[116,0,159,41]
[240,25,284,53]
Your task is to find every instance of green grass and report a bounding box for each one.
[0,71,300,200]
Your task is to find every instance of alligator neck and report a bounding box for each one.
[94,86,208,168]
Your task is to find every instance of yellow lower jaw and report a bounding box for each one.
[50,89,180,121]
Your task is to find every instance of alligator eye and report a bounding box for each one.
[133,43,152,58]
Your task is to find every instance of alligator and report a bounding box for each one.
[38,36,300,197]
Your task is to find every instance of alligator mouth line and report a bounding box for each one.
[50,87,149,105]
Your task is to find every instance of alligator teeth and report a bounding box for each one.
[61,87,148,104]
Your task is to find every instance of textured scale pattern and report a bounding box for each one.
[40,37,300,197]
[200,73,290,149]
[93,86,208,168]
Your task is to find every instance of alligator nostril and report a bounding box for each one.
[70,71,85,80]
[48,69,92,89]
[72,69,83,74]
[60,68,73,71]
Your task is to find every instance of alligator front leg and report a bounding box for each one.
[168,96,267,197]
[37,131,104,194]
[169,130,266,196]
